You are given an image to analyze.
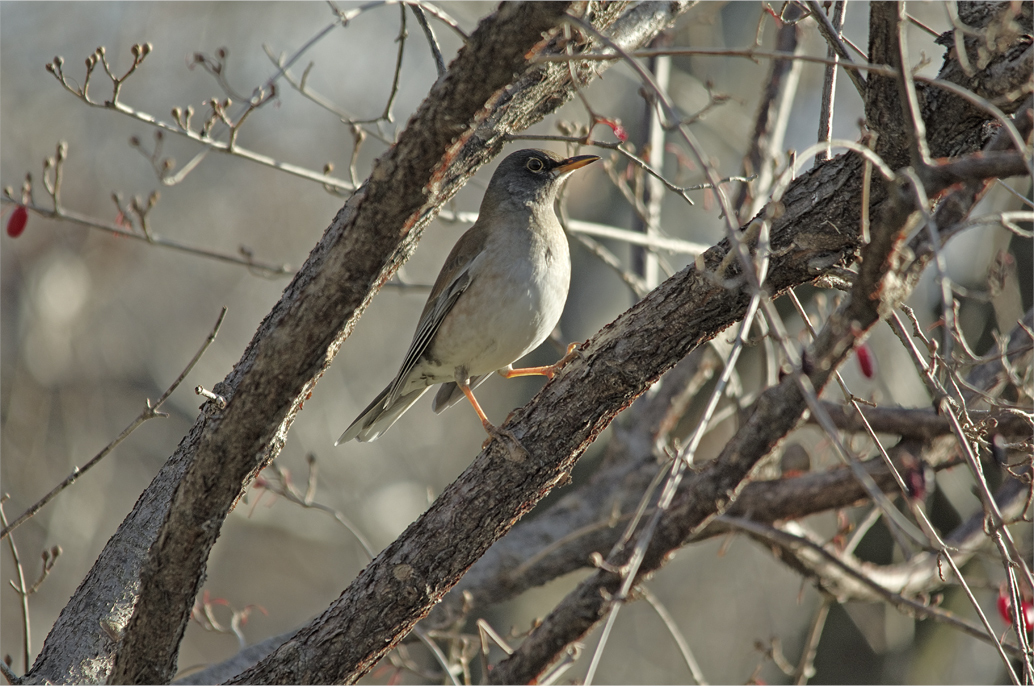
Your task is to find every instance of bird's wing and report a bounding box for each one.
[384,221,491,405]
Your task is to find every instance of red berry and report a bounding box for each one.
[997,594,1034,632]
[855,343,876,379]
[6,205,27,237]
[998,594,1011,624]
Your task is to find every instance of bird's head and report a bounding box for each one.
[481,148,599,212]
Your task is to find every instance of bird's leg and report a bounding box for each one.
[497,343,580,381]
[457,377,527,461]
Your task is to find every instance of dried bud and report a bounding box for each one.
[143,43,153,55]
[57,141,68,160]
[148,191,160,206]
[86,54,96,68]
[154,130,163,141]
[54,55,63,67]
[129,135,141,147]
[217,47,227,59]
[50,545,62,558]
[323,162,334,175]
[162,159,174,171]
[172,106,181,119]
[96,46,105,56]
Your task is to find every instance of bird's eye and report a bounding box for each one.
[526,157,545,172]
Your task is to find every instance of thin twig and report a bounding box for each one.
[254,459,375,561]
[736,8,803,220]
[0,195,292,276]
[793,595,830,685]
[534,47,1033,164]
[814,0,847,166]
[804,0,866,96]
[723,517,1027,665]
[0,308,228,541]
[410,4,446,79]
[631,40,671,290]
[0,501,31,672]
[411,627,460,686]
[639,585,708,685]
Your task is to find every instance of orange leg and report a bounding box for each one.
[459,382,494,431]
[458,379,527,459]
[498,343,580,381]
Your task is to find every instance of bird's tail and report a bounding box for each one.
[431,374,489,414]
[336,385,430,444]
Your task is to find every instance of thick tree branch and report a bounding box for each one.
[104,7,588,681]
[23,2,1030,684]
[485,4,1032,678]
[487,152,928,686]
[25,3,704,685]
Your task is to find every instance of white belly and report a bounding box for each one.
[422,225,570,381]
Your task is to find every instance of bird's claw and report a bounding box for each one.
[482,422,528,462]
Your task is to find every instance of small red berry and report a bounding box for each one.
[997,593,1034,632]
[855,343,876,379]
[6,205,27,237]
[997,594,1010,623]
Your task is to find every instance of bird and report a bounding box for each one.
[337,148,599,446]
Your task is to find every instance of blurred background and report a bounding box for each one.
[1,2,1030,683]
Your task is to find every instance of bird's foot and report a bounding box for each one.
[557,342,583,367]
[482,422,528,462]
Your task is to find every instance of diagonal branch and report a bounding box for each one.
[104,4,582,684]
[25,3,701,684]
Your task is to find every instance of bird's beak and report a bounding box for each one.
[554,154,600,174]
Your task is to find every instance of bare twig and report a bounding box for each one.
[0,500,31,672]
[804,0,866,96]
[736,6,803,220]
[814,0,848,166]
[0,308,228,541]
[410,4,447,79]
[725,517,1027,664]
[631,36,671,290]
[639,585,707,685]
[2,152,292,277]
[793,597,831,685]
[253,458,375,561]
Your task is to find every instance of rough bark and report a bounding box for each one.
[24,2,697,684]
[484,2,1033,681]
[21,1,1031,684]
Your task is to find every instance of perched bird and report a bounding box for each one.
[337,148,599,445]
